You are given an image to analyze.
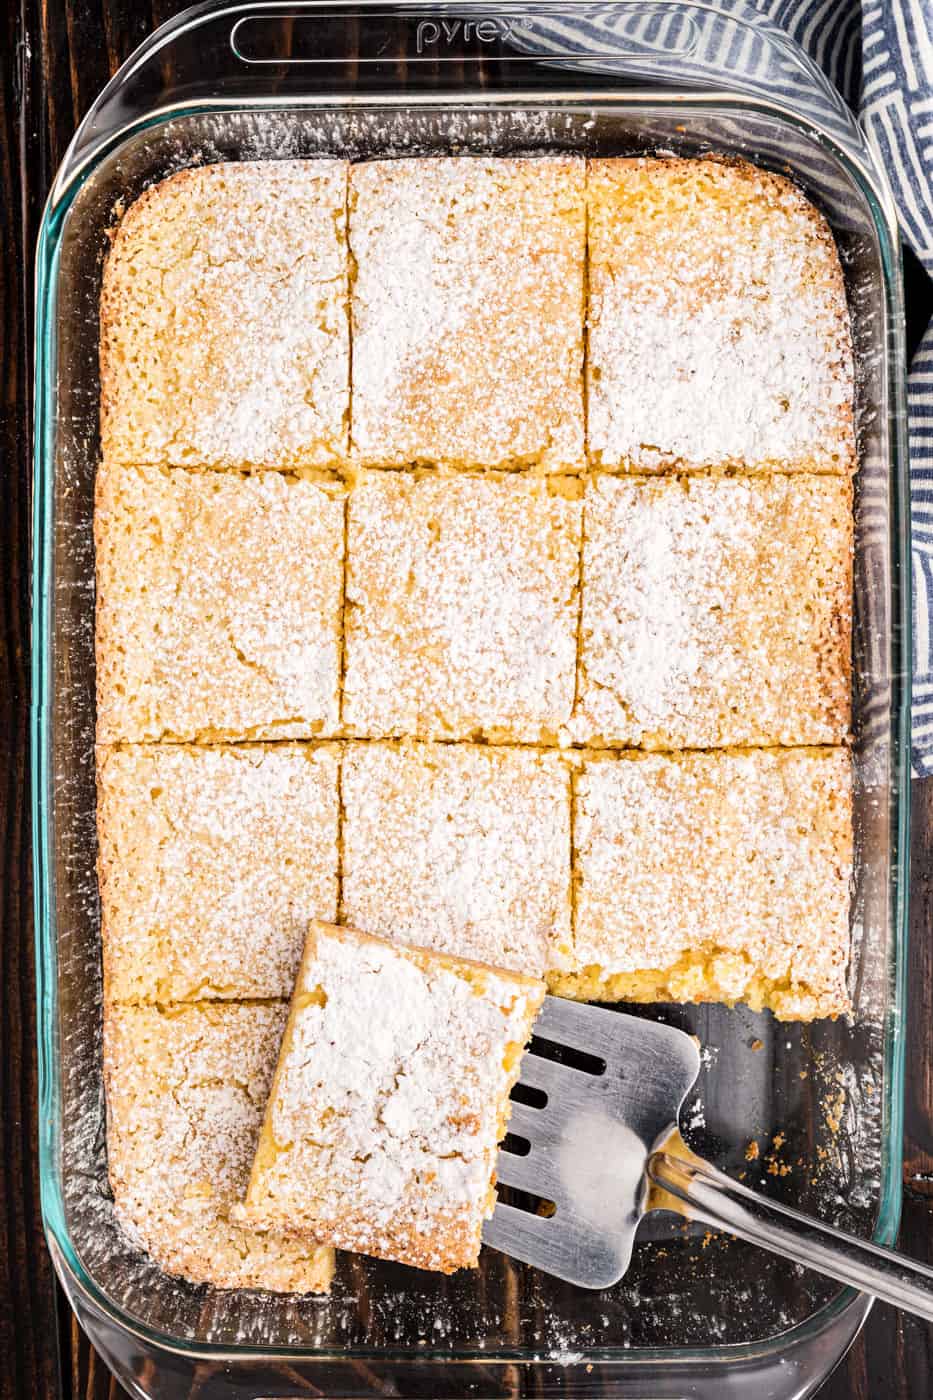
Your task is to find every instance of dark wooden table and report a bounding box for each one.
[2,3,933,1397]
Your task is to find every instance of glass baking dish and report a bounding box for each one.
[32,2,910,1396]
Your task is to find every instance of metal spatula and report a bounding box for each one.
[483,997,933,1319]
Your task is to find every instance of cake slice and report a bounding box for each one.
[237,922,546,1272]
[552,748,853,1020]
[94,463,344,742]
[349,156,585,470]
[100,160,349,469]
[104,1001,334,1292]
[343,472,582,742]
[586,156,855,473]
[97,743,339,1002]
[572,474,852,749]
[341,740,572,976]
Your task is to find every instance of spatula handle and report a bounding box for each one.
[649,1150,933,1322]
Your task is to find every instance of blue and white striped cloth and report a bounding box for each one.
[782,0,933,773]
[855,1,933,774]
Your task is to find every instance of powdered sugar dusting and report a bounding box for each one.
[93,150,859,1307]
[350,157,585,469]
[341,740,572,974]
[587,158,855,474]
[100,160,349,469]
[104,1002,333,1292]
[95,465,345,742]
[572,749,853,1018]
[239,925,545,1272]
[573,474,852,748]
[97,744,339,1001]
[344,473,581,741]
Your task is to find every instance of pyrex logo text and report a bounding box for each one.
[415,17,533,54]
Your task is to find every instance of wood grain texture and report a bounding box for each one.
[3,3,933,1398]
[903,771,933,1197]
[0,3,61,1399]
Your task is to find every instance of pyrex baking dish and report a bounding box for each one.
[32,2,910,1396]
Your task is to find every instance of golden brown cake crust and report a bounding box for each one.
[552,747,853,1020]
[94,463,344,743]
[349,157,585,470]
[97,743,339,1003]
[572,474,853,749]
[586,156,855,474]
[103,1001,334,1292]
[100,160,349,469]
[238,922,545,1272]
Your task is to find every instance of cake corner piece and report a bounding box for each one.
[585,154,855,476]
[238,920,546,1273]
[99,158,350,470]
[103,999,335,1293]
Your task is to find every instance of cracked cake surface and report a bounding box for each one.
[94,463,344,742]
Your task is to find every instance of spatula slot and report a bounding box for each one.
[494,1182,557,1218]
[529,1034,607,1078]
[510,1081,548,1110]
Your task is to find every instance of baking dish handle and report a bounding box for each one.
[50,0,867,209]
[650,1151,933,1322]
